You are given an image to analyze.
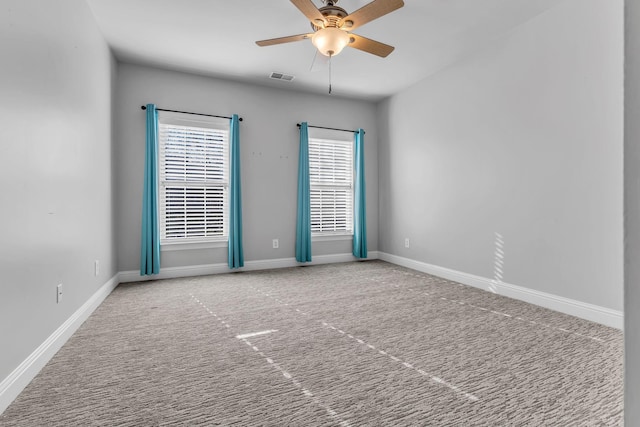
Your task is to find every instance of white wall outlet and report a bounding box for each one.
[405,238,410,248]
[94,260,99,276]
[56,284,63,303]
[272,239,279,249]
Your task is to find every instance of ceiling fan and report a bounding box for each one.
[256,0,405,58]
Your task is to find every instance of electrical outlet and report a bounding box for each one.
[57,284,63,303]
[405,238,410,248]
[94,260,99,276]
[272,239,279,249]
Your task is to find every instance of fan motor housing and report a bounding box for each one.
[311,3,348,31]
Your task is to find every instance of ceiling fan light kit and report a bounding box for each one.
[312,27,351,56]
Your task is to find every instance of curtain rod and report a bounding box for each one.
[141,105,243,121]
[297,123,363,134]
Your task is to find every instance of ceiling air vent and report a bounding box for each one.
[269,72,295,82]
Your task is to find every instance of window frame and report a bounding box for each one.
[157,111,230,248]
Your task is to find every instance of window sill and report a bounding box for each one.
[161,240,228,251]
[312,234,353,242]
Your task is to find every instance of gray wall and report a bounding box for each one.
[114,63,378,272]
[625,0,640,423]
[0,0,117,381]
[377,0,623,311]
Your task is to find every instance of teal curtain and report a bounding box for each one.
[353,129,367,258]
[228,114,244,269]
[140,104,161,275]
[296,122,312,262]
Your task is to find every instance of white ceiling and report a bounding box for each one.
[86,0,566,101]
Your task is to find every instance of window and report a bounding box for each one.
[158,112,229,244]
[308,137,353,235]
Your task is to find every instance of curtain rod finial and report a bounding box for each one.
[141,105,147,110]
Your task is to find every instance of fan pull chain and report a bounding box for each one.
[328,53,332,94]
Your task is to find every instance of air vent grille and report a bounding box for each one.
[269,72,295,82]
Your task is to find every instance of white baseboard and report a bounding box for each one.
[0,274,120,415]
[119,251,380,283]
[118,263,229,283]
[378,252,623,330]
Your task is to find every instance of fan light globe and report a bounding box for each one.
[312,27,350,56]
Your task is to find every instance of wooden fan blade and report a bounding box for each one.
[290,0,326,26]
[339,0,404,31]
[347,34,395,57]
[256,34,312,47]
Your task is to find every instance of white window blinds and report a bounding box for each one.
[308,137,353,235]
[158,114,229,243]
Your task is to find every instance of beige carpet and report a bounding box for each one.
[0,261,623,426]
